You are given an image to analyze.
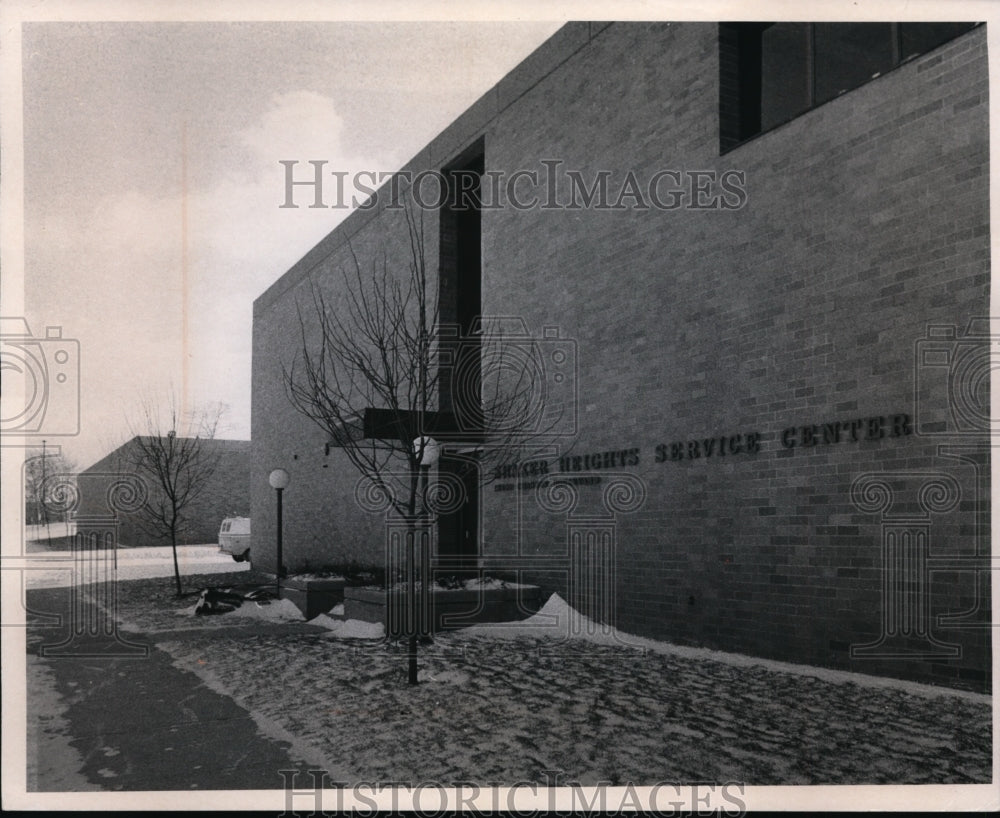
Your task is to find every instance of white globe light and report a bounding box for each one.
[413,436,439,467]
[268,468,290,489]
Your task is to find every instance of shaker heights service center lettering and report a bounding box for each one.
[492,413,913,488]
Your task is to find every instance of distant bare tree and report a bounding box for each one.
[284,206,564,684]
[24,446,76,536]
[123,398,224,596]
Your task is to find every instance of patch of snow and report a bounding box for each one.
[329,603,345,616]
[26,655,101,791]
[466,594,992,704]
[312,616,385,639]
[464,592,604,638]
[419,669,470,684]
[173,591,302,621]
[462,577,528,590]
[158,647,352,778]
[288,573,346,582]
[24,544,249,588]
[228,598,305,622]
[378,577,530,593]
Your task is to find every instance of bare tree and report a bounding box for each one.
[123,398,225,596]
[284,206,562,684]
[24,446,76,537]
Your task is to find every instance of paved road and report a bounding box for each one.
[21,544,250,589]
[24,522,76,541]
[25,585,315,792]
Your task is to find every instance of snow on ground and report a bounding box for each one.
[227,598,304,621]
[25,655,101,792]
[460,577,529,590]
[22,545,249,589]
[89,574,992,786]
[467,594,991,703]
[171,588,385,637]
[29,570,987,786]
[465,591,620,639]
[311,615,385,639]
[24,522,77,541]
[155,617,991,785]
[288,573,346,582]
[175,596,305,622]
[374,577,531,593]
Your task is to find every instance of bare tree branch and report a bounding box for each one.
[281,201,570,684]
[121,396,225,596]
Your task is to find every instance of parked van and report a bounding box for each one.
[218,516,251,562]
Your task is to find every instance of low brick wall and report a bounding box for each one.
[344,585,542,635]
[280,577,346,620]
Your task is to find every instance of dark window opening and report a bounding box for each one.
[760,22,811,131]
[435,455,479,569]
[437,143,483,571]
[814,23,895,105]
[438,144,484,428]
[720,21,981,151]
[900,22,981,60]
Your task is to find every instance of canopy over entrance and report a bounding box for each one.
[327,407,484,447]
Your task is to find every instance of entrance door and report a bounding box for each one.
[436,456,478,573]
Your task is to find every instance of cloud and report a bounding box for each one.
[27,90,370,466]
[240,90,349,165]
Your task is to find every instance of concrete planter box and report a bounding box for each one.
[279,577,346,620]
[344,585,541,636]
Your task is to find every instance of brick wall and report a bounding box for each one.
[252,22,990,691]
[79,438,250,547]
[252,205,434,573]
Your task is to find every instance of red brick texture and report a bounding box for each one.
[252,23,990,690]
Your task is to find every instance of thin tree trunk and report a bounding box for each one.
[407,519,418,686]
[171,528,182,597]
[407,470,419,685]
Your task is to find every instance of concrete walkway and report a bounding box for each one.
[21,577,993,795]
[25,586,315,792]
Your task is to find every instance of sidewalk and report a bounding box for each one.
[26,585,320,791]
[23,572,995,791]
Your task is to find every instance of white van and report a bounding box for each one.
[218,516,251,562]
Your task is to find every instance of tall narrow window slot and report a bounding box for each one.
[437,142,483,571]
[439,145,483,426]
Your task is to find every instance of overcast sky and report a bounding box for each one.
[12,1,995,471]
[18,19,562,467]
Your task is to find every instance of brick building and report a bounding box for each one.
[252,22,990,690]
[78,437,251,547]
